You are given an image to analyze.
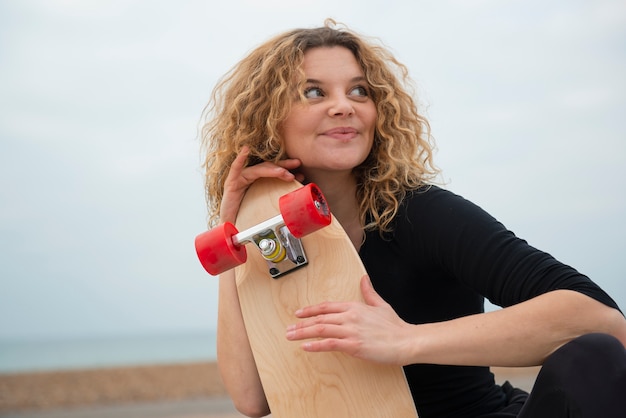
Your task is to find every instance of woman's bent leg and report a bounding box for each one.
[518,333,626,418]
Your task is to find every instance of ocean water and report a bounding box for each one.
[0,332,217,373]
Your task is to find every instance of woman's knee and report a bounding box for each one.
[543,333,625,382]
[552,333,622,363]
[521,334,626,417]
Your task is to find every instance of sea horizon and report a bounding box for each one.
[0,331,217,374]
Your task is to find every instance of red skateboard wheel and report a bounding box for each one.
[279,183,331,238]
[195,222,247,276]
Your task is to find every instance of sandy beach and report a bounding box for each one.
[0,362,539,417]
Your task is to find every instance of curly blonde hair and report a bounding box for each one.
[200,19,438,232]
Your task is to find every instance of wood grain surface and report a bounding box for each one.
[234,179,417,418]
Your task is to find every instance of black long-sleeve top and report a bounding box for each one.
[359,186,620,418]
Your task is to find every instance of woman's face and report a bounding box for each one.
[280,46,377,178]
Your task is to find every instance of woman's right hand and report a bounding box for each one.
[220,146,303,224]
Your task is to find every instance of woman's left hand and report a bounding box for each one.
[286,275,415,366]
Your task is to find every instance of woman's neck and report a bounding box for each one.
[306,171,363,250]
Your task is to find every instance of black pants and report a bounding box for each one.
[516,333,626,417]
[482,333,626,417]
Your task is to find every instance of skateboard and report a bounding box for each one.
[195,178,418,417]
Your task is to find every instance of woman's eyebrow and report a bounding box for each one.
[305,76,367,84]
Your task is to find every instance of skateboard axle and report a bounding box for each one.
[232,214,308,278]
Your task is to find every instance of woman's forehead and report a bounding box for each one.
[301,47,363,77]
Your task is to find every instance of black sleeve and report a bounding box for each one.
[412,186,621,312]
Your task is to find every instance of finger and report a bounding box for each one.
[294,301,348,319]
[227,150,298,187]
[360,275,388,308]
[300,338,355,354]
[225,146,250,184]
[286,321,346,341]
[275,158,301,171]
[287,311,345,333]
[274,158,301,182]
[275,159,305,183]
[241,163,295,184]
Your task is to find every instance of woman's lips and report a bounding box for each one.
[322,127,358,140]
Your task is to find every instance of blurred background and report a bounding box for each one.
[1,0,625,376]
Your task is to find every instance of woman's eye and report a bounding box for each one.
[304,87,324,99]
[349,85,369,97]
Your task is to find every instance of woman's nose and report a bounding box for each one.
[328,95,354,117]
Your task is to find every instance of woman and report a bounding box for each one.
[200,20,626,417]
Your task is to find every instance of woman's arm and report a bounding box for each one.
[214,147,302,416]
[217,269,270,417]
[287,276,626,367]
[410,288,626,367]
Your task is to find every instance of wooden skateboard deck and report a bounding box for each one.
[232,178,418,417]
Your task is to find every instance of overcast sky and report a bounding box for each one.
[1,0,624,340]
